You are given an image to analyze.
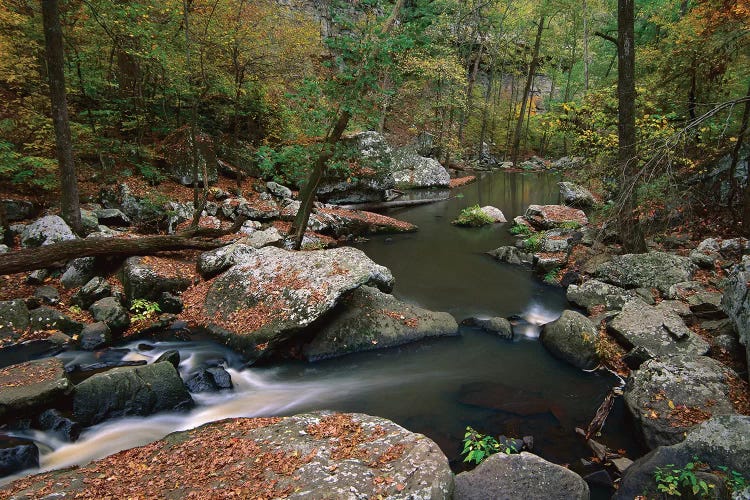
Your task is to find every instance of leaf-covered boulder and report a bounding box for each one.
[120,256,193,304]
[0,412,453,499]
[0,300,30,341]
[523,204,588,230]
[192,247,394,360]
[540,310,601,370]
[303,285,458,361]
[0,358,71,420]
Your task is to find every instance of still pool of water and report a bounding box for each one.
[6,171,640,493]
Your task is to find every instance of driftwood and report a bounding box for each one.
[338,196,451,211]
[0,217,246,276]
[585,389,618,440]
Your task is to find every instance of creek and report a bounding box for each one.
[7,171,639,490]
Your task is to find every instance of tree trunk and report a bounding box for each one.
[731,81,750,233]
[512,14,545,167]
[458,42,485,146]
[583,0,590,92]
[617,0,647,253]
[41,0,82,236]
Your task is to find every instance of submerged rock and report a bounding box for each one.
[303,285,458,361]
[463,317,513,339]
[594,252,695,294]
[0,358,71,420]
[0,412,453,499]
[624,356,740,449]
[199,247,394,360]
[72,361,193,426]
[540,310,600,370]
[454,451,589,500]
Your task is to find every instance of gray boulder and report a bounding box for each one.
[34,286,60,305]
[0,441,38,478]
[28,306,84,336]
[60,257,96,289]
[609,298,709,359]
[722,256,750,381]
[78,321,112,350]
[566,279,637,313]
[487,246,535,267]
[559,181,595,207]
[479,206,507,223]
[1,411,453,499]
[71,277,112,309]
[524,204,588,230]
[391,148,450,189]
[244,227,283,248]
[120,256,192,304]
[595,252,695,294]
[20,215,76,247]
[72,361,193,426]
[616,415,750,499]
[0,358,71,419]
[89,297,130,334]
[454,451,589,500]
[624,356,739,449]
[79,209,99,235]
[0,300,30,340]
[540,310,601,370]
[266,181,293,199]
[1,199,37,222]
[93,208,131,227]
[201,247,393,360]
[197,242,255,279]
[464,317,514,339]
[303,285,458,361]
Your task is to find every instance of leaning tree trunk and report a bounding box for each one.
[41,0,82,236]
[616,0,647,253]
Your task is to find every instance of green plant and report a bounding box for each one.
[654,459,714,497]
[68,305,83,315]
[523,231,544,252]
[509,223,532,236]
[544,267,561,284]
[716,466,748,494]
[461,427,518,465]
[559,221,582,230]
[130,299,161,322]
[452,205,494,227]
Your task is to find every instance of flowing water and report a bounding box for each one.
[5,171,639,492]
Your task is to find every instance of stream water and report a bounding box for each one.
[6,171,640,493]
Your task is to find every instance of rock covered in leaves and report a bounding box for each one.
[72,361,193,426]
[20,215,76,248]
[314,207,418,237]
[523,204,588,230]
[558,181,596,207]
[623,356,741,449]
[453,451,589,500]
[195,246,394,360]
[120,256,192,304]
[1,412,453,499]
[391,148,451,189]
[615,415,750,499]
[594,251,695,294]
[303,285,458,361]
[540,310,601,370]
[0,358,71,420]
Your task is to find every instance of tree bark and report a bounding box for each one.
[41,0,82,236]
[512,14,545,167]
[617,0,647,253]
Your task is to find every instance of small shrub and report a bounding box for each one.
[130,299,161,322]
[452,205,494,227]
[461,426,518,465]
[544,267,561,284]
[559,221,582,230]
[523,231,545,252]
[509,223,533,236]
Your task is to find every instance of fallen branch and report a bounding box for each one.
[338,196,452,211]
[0,217,246,276]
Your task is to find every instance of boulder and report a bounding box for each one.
[721,256,750,380]
[0,300,30,340]
[20,215,76,247]
[185,366,233,393]
[0,358,70,420]
[552,157,585,171]
[624,356,740,449]
[79,209,99,235]
[391,148,451,189]
[454,451,589,500]
[157,292,183,314]
[487,246,535,267]
[160,127,218,186]
[595,252,695,294]
[244,227,284,248]
[609,298,709,359]
[0,441,38,479]
[60,257,96,289]
[0,412,453,499]
[93,208,131,227]
[524,204,588,230]
[89,297,130,334]
[303,285,458,361]
[463,317,514,339]
[28,307,84,336]
[236,198,279,221]
[566,279,636,313]
[120,256,192,304]
[479,206,507,223]
[36,409,81,442]
[1,199,37,222]
[33,286,60,305]
[540,310,601,370]
[71,277,112,309]
[266,181,293,199]
[155,350,180,368]
[197,242,255,279]
[199,247,394,360]
[78,322,112,350]
[99,183,169,228]
[314,207,417,237]
[616,415,750,499]
[72,361,193,426]
[558,181,596,207]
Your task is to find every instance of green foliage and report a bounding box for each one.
[654,460,714,497]
[716,466,748,494]
[558,221,581,230]
[130,299,161,322]
[452,205,494,227]
[544,267,561,284]
[509,223,533,236]
[461,426,518,465]
[256,145,313,187]
[0,140,58,192]
[523,232,544,252]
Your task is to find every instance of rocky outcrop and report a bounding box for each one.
[595,252,695,294]
[20,215,76,247]
[72,361,193,426]
[120,256,192,304]
[609,299,709,359]
[391,148,451,189]
[198,247,394,360]
[196,241,255,279]
[624,356,740,449]
[303,285,458,361]
[566,279,639,313]
[454,451,589,500]
[0,358,70,420]
[616,415,750,499]
[721,255,750,381]
[558,182,595,208]
[524,204,588,230]
[540,310,600,370]
[1,412,453,499]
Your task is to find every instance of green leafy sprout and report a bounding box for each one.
[461,426,518,465]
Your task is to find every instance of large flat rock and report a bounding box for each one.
[303,285,458,361]
[193,247,394,360]
[595,252,695,294]
[1,412,453,499]
[0,358,70,420]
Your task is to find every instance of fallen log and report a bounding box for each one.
[338,196,452,211]
[0,217,246,276]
